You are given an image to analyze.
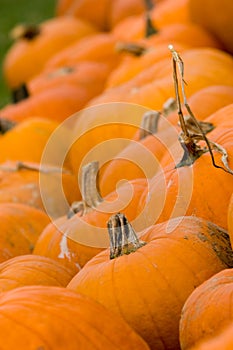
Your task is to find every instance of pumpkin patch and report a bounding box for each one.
[0,0,233,348]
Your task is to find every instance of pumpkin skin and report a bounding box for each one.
[0,84,95,123]
[179,268,233,350]
[228,194,233,247]
[67,215,233,350]
[188,0,233,54]
[56,0,157,30]
[0,161,81,216]
[0,203,50,263]
[0,117,59,164]
[45,32,121,71]
[34,178,148,269]
[190,322,233,350]
[3,16,97,89]
[0,255,75,292]
[87,48,233,111]
[0,285,149,350]
[28,61,112,98]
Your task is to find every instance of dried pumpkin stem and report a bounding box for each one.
[68,161,103,218]
[115,42,147,57]
[0,161,70,174]
[107,213,146,259]
[169,44,233,174]
[10,24,40,41]
[12,83,30,103]
[138,110,161,139]
[144,0,154,11]
[0,118,16,134]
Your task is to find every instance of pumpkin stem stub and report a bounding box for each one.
[0,118,16,134]
[12,83,30,103]
[115,42,147,57]
[10,24,41,41]
[108,213,146,259]
[139,110,161,139]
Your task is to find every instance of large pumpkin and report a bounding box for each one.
[67,214,233,350]
[0,285,149,349]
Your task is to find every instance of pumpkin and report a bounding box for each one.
[0,161,80,216]
[189,322,233,350]
[87,47,233,110]
[3,16,97,89]
[188,0,233,54]
[0,202,50,263]
[67,102,152,184]
[55,0,157,30]
[228,194,233,246]
[28,61,112,97]
[67,214,233,350]
[34,161,148,268]
[179,268,233,350]
[0,84,93,123]
[99,109,179,196]
[0,255,75,292]
[0,117,59,164]
[45,32,122,71]
[0,285,149,349]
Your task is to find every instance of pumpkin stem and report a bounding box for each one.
[107,213,146,259]
[12,83,30,103]
[10,23,40,41]
[67,161,103,218]
[0,161,70,173]
[138,110,161,140]
[169,44,233,174]
[0,118,16,134]
[162,97,177,117]
[115,42,147,57]
[143,0,158,37]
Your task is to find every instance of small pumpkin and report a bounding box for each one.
[3,16,97,89]
[0,255,75,292]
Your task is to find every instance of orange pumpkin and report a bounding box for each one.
[34,161,148,268]
[0,117,59,164]
[0,255,75,292]
[3,16,97,89]
[188,0,233,54]
[0,84,93,123]
[0,161,80,216]
[67,214,233,350]
[0,285,149,349]
[189,322,233,350]
[0,202,50,262]
[227,193,233,248]
[180,268,233,350]
[88,48,233,110]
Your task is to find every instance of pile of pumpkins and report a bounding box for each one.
[0,0,233,348]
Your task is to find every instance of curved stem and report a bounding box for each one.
[68,161,103,218]
[168,45,233,172]
[139,110,161,139]
[107,213,146,259]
